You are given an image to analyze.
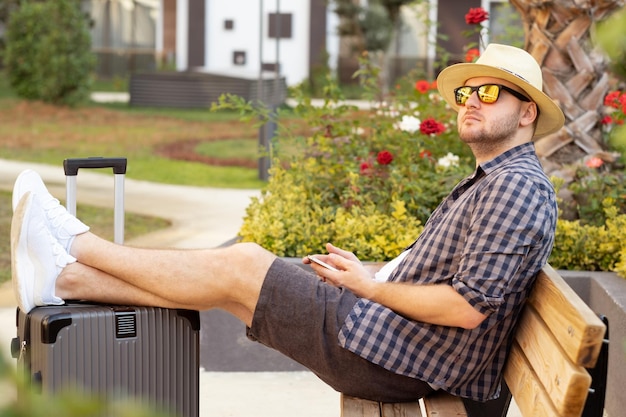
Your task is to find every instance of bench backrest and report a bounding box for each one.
[503,264,606,417]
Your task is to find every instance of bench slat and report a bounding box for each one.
[423,391,467,416]
[512,307,591,416]
[382,401,423,417]
[504,342,561,417]
[341,394,425,417]
[527,265,606,367]
[341,394,385,417]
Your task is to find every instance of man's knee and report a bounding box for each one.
[222,242,277,275]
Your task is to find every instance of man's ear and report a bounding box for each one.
[520,102,539,128]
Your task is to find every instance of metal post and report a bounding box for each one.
[257,0,271,181]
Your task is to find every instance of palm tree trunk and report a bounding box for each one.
[509,0,623,172]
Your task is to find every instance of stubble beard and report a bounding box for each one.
[458,111,520,154]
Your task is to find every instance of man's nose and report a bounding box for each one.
[464,90,481,107]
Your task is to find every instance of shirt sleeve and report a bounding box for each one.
[451,171,553,316]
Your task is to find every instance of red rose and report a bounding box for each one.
[465,48,480,63]
[601,115,614,125]
[419,117,446,135]
[414,80,430,94]
[420,150,432,159]
[376,150,394,165]
[360,161,373,175]
[604,91,621,108]
[465,8,489,25]
[585,157,604,169]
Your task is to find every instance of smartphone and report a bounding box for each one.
[307,255,340,272]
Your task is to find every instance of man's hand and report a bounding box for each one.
[304,243,375,296]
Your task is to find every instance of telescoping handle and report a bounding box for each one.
[63,157,127,245]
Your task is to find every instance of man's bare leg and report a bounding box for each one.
[56,261,254,322]
[11,169,277,323]
[61,233,276,326]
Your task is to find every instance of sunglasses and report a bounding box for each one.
[454,84,531,105]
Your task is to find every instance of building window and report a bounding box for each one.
[268,13,292,39]
[233,51,246,65]
[261,62,280,72]
[224,19,234,30]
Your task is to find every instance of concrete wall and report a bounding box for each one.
[205,0,311,86]
[561,271,626,417]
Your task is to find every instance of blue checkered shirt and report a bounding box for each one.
[338,143,557,401]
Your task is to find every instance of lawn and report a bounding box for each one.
[0,98,269,189]
[0,74,298,284]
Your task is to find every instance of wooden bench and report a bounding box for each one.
[341,264,609,417]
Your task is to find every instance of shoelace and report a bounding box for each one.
[51,239,73,268]
[40,197,74,239]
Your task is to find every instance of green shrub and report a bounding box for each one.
[4,0,95,106]
[549,199,626,277]
[239,164,424,259]
[563,166,626,226]
[222,56,473,261]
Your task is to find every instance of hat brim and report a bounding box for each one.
[437,63,565,138]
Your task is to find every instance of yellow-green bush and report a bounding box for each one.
[239,161,423,259]
[224,57,471,261]
[549,199,626,277]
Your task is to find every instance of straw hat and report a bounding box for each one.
[436,43,565,138]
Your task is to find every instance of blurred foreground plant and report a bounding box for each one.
[0,352,172,417]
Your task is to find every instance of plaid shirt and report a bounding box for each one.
[338,143,557,401]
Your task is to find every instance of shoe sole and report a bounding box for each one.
[12,169,37,212]
[11,192,35,313]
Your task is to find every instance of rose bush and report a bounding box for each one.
[217,57,473,260]
[601,89,626,155]
[214,7,626,277]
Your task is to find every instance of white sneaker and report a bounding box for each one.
[12,169,89,253]
[11,192,77,313]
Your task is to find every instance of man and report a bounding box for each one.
[11,44,564,403]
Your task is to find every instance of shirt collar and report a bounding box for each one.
[477,142,536,175]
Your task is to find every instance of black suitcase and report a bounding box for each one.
[11,158,200,417]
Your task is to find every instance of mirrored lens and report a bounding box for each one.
[454,84,503,105]
[477,85,500,103]
[455,87,473,105]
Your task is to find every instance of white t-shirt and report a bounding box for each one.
[373,249,410,282]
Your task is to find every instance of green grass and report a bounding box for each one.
[94,101,246,123]
[0,72,275,190]
[128,156,263,187]
[195,138,259,160]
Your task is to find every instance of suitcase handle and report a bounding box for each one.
[63,157,127,176]
[63,157,126,244]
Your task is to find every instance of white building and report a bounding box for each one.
[84,0,520,87]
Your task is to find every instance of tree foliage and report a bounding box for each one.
[332,0,416,53]
[4,0,95,106]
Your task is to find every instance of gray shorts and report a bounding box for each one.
[247,258,434,402]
